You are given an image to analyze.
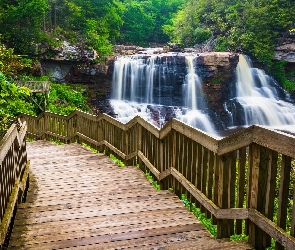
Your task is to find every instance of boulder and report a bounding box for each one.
[38,41,98,61]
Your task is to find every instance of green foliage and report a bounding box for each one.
[0,73,33,127]
[47,83,91,115]
[181,194,217,237]
[268,61,295,92]
[194,27,211,44]
[0,0,124,57]
[145,170,160,190]
[49,138,64,145]
[110,154,125,167]
[0,45,32,76]
[0,0,47,54]
[119,0,184,46]
[82,143,99,153]
[119,1,155,46]
[166,0,295,64]
[215,36,228,52]
[230,234,249,241]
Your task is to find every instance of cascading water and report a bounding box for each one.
[110,52,295,136]
[178,56,215,134]
[225,54,295,133]
[110,54,216,134]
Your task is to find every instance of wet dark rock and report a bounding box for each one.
[39,46,239,123]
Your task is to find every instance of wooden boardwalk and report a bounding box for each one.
[8,140,253,249]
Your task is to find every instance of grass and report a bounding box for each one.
[49,138,64,145]
[81,142,99,153]
[81,143,125,167]
[145,170,160,190]
[26,137,35,142]
[109,154,125,167]
[181,194,217,237]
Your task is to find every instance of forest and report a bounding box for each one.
[0,0,295,130]
[0,0,294,62]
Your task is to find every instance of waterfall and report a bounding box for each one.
[111,55,173,128]
[227,54,295,132]
[185,56,199,110]
[145,57,156,104]
[110,54,216,134]
[110,53,295,136]
[179,56,215,134]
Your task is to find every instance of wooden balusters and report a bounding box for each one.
[19,111,295,250]
[0,121,29,245]
[217,153,231,238]
[264,150,278,247]
[236,147,247,234]
[206,151,215,218]
[201,147,208,213]
[228,150,237,235]
[276,155,292,250]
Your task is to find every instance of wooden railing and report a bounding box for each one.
[19,110,295,250]
[0,119,29,246]
[18,81,50,93]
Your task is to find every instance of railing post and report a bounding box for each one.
[137,124,142,152]
[137,124,142,168]
[124,129,129,166]
[248,143,261,248]
[44,113,48,141]
[98,120,104,153]
[264,151,278,247]
[159,138,165,189]
[212,154,220,225]
[76,113,82,144]
[276,154,291,250]
[217,153,230,239]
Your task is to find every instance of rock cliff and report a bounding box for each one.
[39,43,239,118]
[275,33,295,62]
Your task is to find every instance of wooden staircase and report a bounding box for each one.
[9,140,252,249]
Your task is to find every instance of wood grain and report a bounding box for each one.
[9,141,253,249]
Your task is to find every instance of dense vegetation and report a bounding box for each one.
[164,0,295,90]
[0,0,184,56]
[119,0,184,46]
[0,45,90,134]
[164,0,295,64]
[0,0,294,64]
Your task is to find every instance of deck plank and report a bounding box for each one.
[9,140,253,249]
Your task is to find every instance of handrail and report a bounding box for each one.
[0,119,29,246]
[18,81,50,93]
[19,110,295,250]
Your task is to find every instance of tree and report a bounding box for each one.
[119,1,155,46]
[0,0,124,57]
[164,0,295,64]
[0,0,48,54]
[119,0,184,46]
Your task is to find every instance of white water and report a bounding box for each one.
[110,55,216,134]
[180,56,215,134]
[232,54,295,133]
[110,53,295,136]
[111,55,171,128]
